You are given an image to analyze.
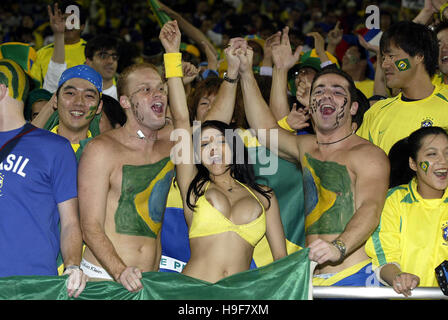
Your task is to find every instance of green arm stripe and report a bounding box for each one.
[436,92,448,103]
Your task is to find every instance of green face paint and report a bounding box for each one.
[395,58,411,71]
[419,161,429,173]
[85,105,97,120]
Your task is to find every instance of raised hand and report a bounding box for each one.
[357,34,379,54]
[328,21,343,47]
[224,37,245,78]
[286,103,310,130]
[295,72,312,108]
[233,39,254,75]
[271,26,302,70]
[200,40,218,70]
[182,61,199,85]
[262,32,281,67]
[48,3,66,35]
[159,20,181,53]
[307,31,326,57]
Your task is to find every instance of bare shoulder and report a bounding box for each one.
[349,136,390,173]
[80,129,124,166]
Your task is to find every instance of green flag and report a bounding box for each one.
[0,249,312,300]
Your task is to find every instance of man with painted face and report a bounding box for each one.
[78,62,174,292]
[236,30,390,287]
[357,21,448,155]
[0,59,87,298]
[52,64,103,159]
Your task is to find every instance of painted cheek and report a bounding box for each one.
[85,105,98,120]
[419,161,429,174]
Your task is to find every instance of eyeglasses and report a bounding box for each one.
[95,51,119,61]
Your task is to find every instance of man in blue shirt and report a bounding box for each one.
[0,59,86,298]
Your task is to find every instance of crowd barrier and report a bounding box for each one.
[313,286,447,299]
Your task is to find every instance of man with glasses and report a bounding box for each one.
[85,35,120,100]
[78,63,175,292]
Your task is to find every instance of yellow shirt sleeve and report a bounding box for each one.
[365,187,404,269]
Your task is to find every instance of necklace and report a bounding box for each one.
[316,131,355,145]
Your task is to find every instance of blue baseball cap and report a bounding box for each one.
[58,64,103,93]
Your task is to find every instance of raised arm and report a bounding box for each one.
[160,20,196,216]
[326,21,343,57]
[238,36,302,162]
[43,3,67,93]
[203,37,242,124]
[158,1,218,58]
[413,0,437,24]
[270,27,300,121]
[357,34,388,99]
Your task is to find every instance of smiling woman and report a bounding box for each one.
[366,126,448,297]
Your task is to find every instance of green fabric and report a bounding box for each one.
[0,43,34,73]
[148,0,172,26]
[0,249,311,300]
[249,146,305,247]
[43,111,102,137]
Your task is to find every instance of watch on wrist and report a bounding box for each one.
[223,72,239,83]
[331,239,346,262]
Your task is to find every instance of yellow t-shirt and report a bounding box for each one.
[357,84,448,154]
[365,178,448,287]
[30,39,87,86]
[355,79,374,99]
[50,125,92,153]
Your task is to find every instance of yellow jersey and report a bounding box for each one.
[50,125,91,153]
[355,79,374,99]
[357,84,448,154]
[30,39,87,85]
[365,178,448,287]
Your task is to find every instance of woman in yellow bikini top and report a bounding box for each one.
[161,21,287,283]
[178,120,287,283]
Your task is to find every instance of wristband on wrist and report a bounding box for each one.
[163,53,183,78]
[440,2,448,21]
[223,72,239,83]
[277,116,295,133]
[64,265,81,272]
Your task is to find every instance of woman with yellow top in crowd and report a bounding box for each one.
[366,126,448,297]
[159,20,287,283]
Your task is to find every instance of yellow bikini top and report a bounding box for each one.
[189,180,266,247]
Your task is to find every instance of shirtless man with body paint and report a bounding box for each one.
[236,28,390,286]
[78,63,175,292]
